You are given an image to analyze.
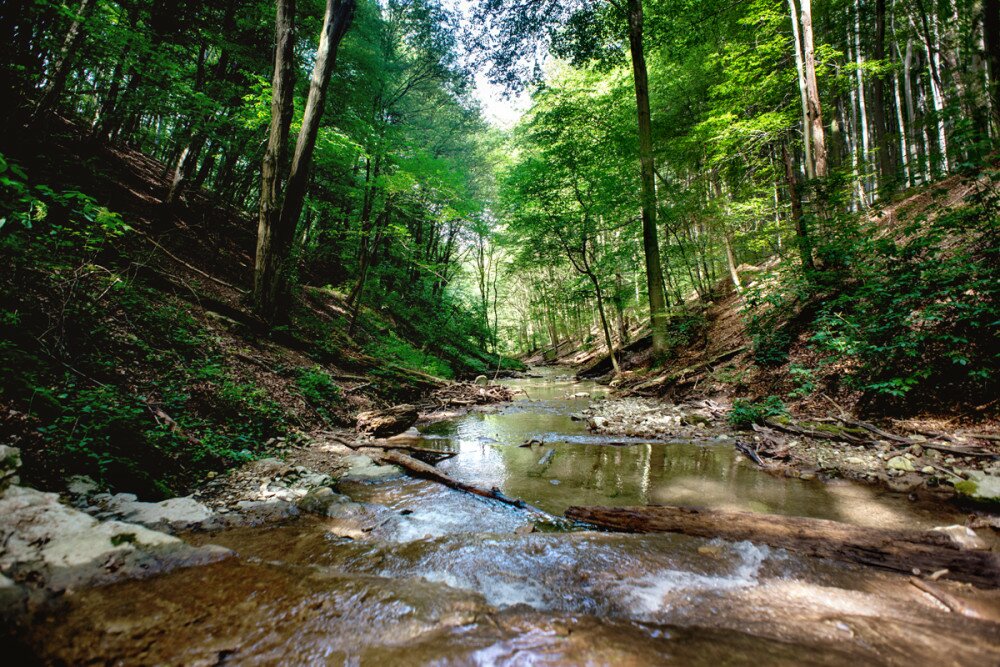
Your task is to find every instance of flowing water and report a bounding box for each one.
[18,368,1000,665]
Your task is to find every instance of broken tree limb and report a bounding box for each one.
[909,576,984,618]
[734,440,765,466]
[373,450,553,520]
[325,434,457,463]
[563,505,1000,588]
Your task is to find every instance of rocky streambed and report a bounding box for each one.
[3,369,1000,664]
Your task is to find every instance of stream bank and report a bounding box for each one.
[3,368,1000,664]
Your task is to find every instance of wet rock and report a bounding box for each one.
[588,416,609,430]
[298,487,351,515]
[930,525,988,550]
[99,494,216,533]
[921,466,936,474]
[886,456,916,472]
[225,501,299,527]
[341,454,403,482]
[320,500,399,540]
[357,404,419,438]
[0,486,230,603]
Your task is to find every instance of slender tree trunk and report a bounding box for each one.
[723,232,742,294]
[985,0,1000,131]
[800,0,828,176]
[853,0,873,196]
[782,142,815,272]
[587,271,620,374]
[31,0,95,122]
[872,0,894,189]
[847,33,869,209]
[912,4,950,173]
[625,0,670,356]
[254,0,297,320]
[254,0,357,323]
[788,0,814,179]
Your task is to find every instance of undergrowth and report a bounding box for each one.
[740,165,1000,413]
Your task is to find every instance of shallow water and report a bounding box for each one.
[408,368,968,528]
[16,367,1000,665]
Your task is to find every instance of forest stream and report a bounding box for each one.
[19,368,1000,665]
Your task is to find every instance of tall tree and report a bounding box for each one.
[254,0,358,322]
[800,0,828,176]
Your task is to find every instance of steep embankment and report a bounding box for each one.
[577,168,999,426]
[0,119,517,499]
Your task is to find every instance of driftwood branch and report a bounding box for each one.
[374,449,553,520]
[909,576,983,618]
[564,505,1000,588]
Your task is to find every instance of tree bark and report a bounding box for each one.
[782,141,814,272]
[871,0,894,189]
[799,0,828,177]
[254,0,357,323]
[254,0,297,320]
[625,0,670,356]
[787,0,814,179]
[565,505,1000,588]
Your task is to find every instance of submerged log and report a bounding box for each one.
[564,505,1000,588]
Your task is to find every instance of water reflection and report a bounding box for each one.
[416,368,966,529]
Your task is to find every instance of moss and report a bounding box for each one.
[111,532,138,546]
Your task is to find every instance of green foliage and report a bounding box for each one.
[666,307,708,348]
[807,185,999,401]
[0,153,130,255]
[728,396,788,428]
[296,366,343,424]
[365,330,453,379]
[788,364,817,399]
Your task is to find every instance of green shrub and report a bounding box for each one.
[296,366,343,423]
[728,396,788,428]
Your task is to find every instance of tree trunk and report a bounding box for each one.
[787,0,814,179]
[853,0,872,195]
[723,232,742,294]
[799,0,828,177]
[625,0,670,356]
[254,0,297,321]
[588,271,620,374]
[254,0,357,323]
[564,505,1000,588]
[31,0,95,121]
[986,0,1000,131]
[872,0,894,189]
[782,141,814,272]
[912,3,950,173]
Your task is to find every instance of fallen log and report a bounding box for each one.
[374,450,553,520]
[356,404,419,438]
[564,505,1000,588]
[326,434,457,463]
